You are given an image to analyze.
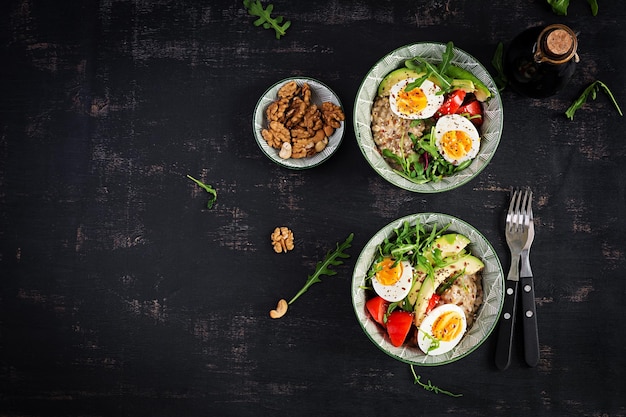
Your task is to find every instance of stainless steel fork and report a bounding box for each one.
[520,192,539,367]
[495,188,534,370]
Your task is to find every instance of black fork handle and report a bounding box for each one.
[520,276,540,367]
[495,279,518,370]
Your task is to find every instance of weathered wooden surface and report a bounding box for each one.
[1,0,625,416]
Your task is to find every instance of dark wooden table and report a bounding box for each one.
[1,1,625,416]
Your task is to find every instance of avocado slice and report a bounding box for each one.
[450,79,475,93]
[413,254,484,326]
[446,65,492,102]
[377,68,424,97]
[406,263,429,306]
[424,233,471,265]
[432,233,471,258]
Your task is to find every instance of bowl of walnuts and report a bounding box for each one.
[253,77,346,169]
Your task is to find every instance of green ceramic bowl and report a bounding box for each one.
[352,213,504,366]
[354,42,503,192]
[253,77,345,170]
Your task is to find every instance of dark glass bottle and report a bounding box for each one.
[504,24,579,98]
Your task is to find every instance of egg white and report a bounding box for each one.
[417,303,467,355]
[434,114,481,165]
[372,259,413,302]
[389,78,444,120]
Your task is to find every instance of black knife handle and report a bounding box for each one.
[495,279,518,370]
[520,276,540,367]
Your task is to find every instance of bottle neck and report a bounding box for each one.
[533,24,579,65]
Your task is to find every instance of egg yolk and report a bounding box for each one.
[395,87,428,114]
[440,130,473,159]
[431,311,464,342]
[375,258,403,286]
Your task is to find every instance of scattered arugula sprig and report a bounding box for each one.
[565,80,623,120]
[410,365,463,397]
[288,233,354,305]
[547,0,598,16]
[187,174,217,209]
[243,0,291,39]
[491,42,508,91]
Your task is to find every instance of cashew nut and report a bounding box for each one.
[270,299,289,319]
[314,137,329,153]
[279,142,292,159]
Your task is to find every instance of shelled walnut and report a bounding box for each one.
[261,81,345,160]
[271,227,294,253]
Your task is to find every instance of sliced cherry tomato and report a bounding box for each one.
[386,310,414,347]
[425,293,441,315]
[435,89,467,118]
[456,99,483,126]
[366,296,389,327]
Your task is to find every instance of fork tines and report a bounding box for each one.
[508,188,533,232]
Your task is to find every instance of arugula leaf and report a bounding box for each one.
[565,80,623,120]
[547,0,570,15]
[187,174,217,209]
[437,41,455,75]
[547,0,598,15]
[410,365,463,397]
[491,42,508,91]
[243,0,291,39]
[288,233,354,305]
[587,0,599,15]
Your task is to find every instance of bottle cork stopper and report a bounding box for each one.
[534,24,578,64]
[546,29,573,56]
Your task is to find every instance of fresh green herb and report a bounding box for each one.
[288,233,353,305]
[187,174,217,209]
[243,0,291,39]
[410,365,463,397]
[367,220,450,289]
[405,41,455,93]
[565,80,623,120]
[547,0,598,16]
[491,42,508,91]
[417,327,441,353]
[382,127,468,186]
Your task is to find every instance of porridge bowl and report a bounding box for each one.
[353,42,503,192]
[351,213,504,366]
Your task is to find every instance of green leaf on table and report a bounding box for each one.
[187,175,217,209]
[547,0,599,16]
[287,233,354,305]
[243,0,291,39]
[565,80,623,120]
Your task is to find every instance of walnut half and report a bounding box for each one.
[271,227,294,253]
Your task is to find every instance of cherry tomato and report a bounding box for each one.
[386,310,414,347]
[456,99,483,126]
[425,293,441,314]
[436,89,467,118]
[366,296,389,327]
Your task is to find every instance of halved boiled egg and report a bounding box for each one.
[434,114,481,165]
[372,257,413,302]
[389,78,444,120]
[417,303,467,355]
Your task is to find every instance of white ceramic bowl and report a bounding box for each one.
[354,42,504,192]
[351,213,504,366]
[253,77,345,169]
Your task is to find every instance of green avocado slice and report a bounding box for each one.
[377,68,424,97]
[413,254,484,326]
[445,65,492,102]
